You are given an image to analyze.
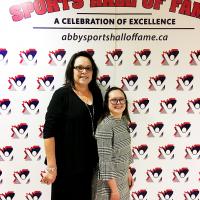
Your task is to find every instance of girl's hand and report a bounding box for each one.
[128,169,133,189]
[110,190,120,200]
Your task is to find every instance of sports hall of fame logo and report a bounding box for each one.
[0,146,14,161]
[48,49,67,66]
[149,74,166,91]
[146,167,163,182]
[133,49,151,66]
[20,49,37,65]
[0,99,11,115]
[132,98,149,114]
[25,191,42,200]
[174,122,191,137]
[0,191,15,200]
[147,122,164,137]
[37,75,55,91]
[24,146,41,161]
[158,189,174,200]
[13,169,30,184]
[0,48,8,65]
[176,74,194,91]
[132,144,148,159]
[190,50,200,65]
[22,99,39,114]
[97,75,111,90]
[121,75,138,91]
[132,189,147,200]
[8,75,26,91]
[105,49,123,66]
[161,49,179,65]
[160,98,177,114]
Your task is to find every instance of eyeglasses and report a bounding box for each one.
[109,98,126,105]
[74,65,93,72]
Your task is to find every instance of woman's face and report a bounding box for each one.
[108,89,126,118]
[73,56,93,87]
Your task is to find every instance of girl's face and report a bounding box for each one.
[108,89,126,118]
[73,56,93,87]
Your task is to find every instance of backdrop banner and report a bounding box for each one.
[0,1,200,199]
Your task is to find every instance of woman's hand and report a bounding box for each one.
[128,169,133,189]
[41,167,57,185]
[110,190,120,200]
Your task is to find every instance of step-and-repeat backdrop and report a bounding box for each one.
[0,0,200,199]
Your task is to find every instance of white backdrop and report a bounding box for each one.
[0,1,200,199]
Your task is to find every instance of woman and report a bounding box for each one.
[95,87,133,200]
[41,51,103,200]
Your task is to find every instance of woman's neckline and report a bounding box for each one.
[72,87,93,106]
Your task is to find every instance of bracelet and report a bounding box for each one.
[46,167,57,173]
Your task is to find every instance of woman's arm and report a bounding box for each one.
[41,137,57,185]
[44,137,56,168]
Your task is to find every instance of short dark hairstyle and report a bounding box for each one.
[101,87,130,122]
[64,51,99,90]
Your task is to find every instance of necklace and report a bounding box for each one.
[85,103,95,136]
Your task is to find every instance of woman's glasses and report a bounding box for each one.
[74,65,93,72]
[109,98,126,105]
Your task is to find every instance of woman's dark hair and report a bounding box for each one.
[100,87,131,122]
[64,51,99,91]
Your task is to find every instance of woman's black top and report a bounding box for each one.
[43,85,103,174]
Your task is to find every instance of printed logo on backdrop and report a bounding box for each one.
[13,169,30,184]
[174,122,191,137]
[158,144,175,159]
[187,98,200,113]
[173,167,189,182]
[121,75,138,91]
[146,167,162,182]
[11,123,28,139]
[8,75,26,91]
[147,122,164,137]
[24,146,41,161]
[132,189,147,200]
[133,49,151,66]
[38,125,44,138]
[160,98,177,114]
[0,191,15,200]
[129,167,136,182]
[185,145,200,159]
[97,75,111,90]
[132,98,149,114]
[0,48,8,65]
[105,49,122,66]
[20,49,37,65]
[190,50,200,65]
[158,189,174,200]
[37,75,55,91]
[184,189,200,200]
[0,170,2,184]
[176,75,194,91]
[26,191,42,200]
[129,122,137,137]
[132,144,148,159]
[0,146,14,161]
[48,49,67,66]
[0,99,11,115]
[86,49,95,57]
[161,49,179,65]
[149,75,166,91]
[22,99,39,114]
